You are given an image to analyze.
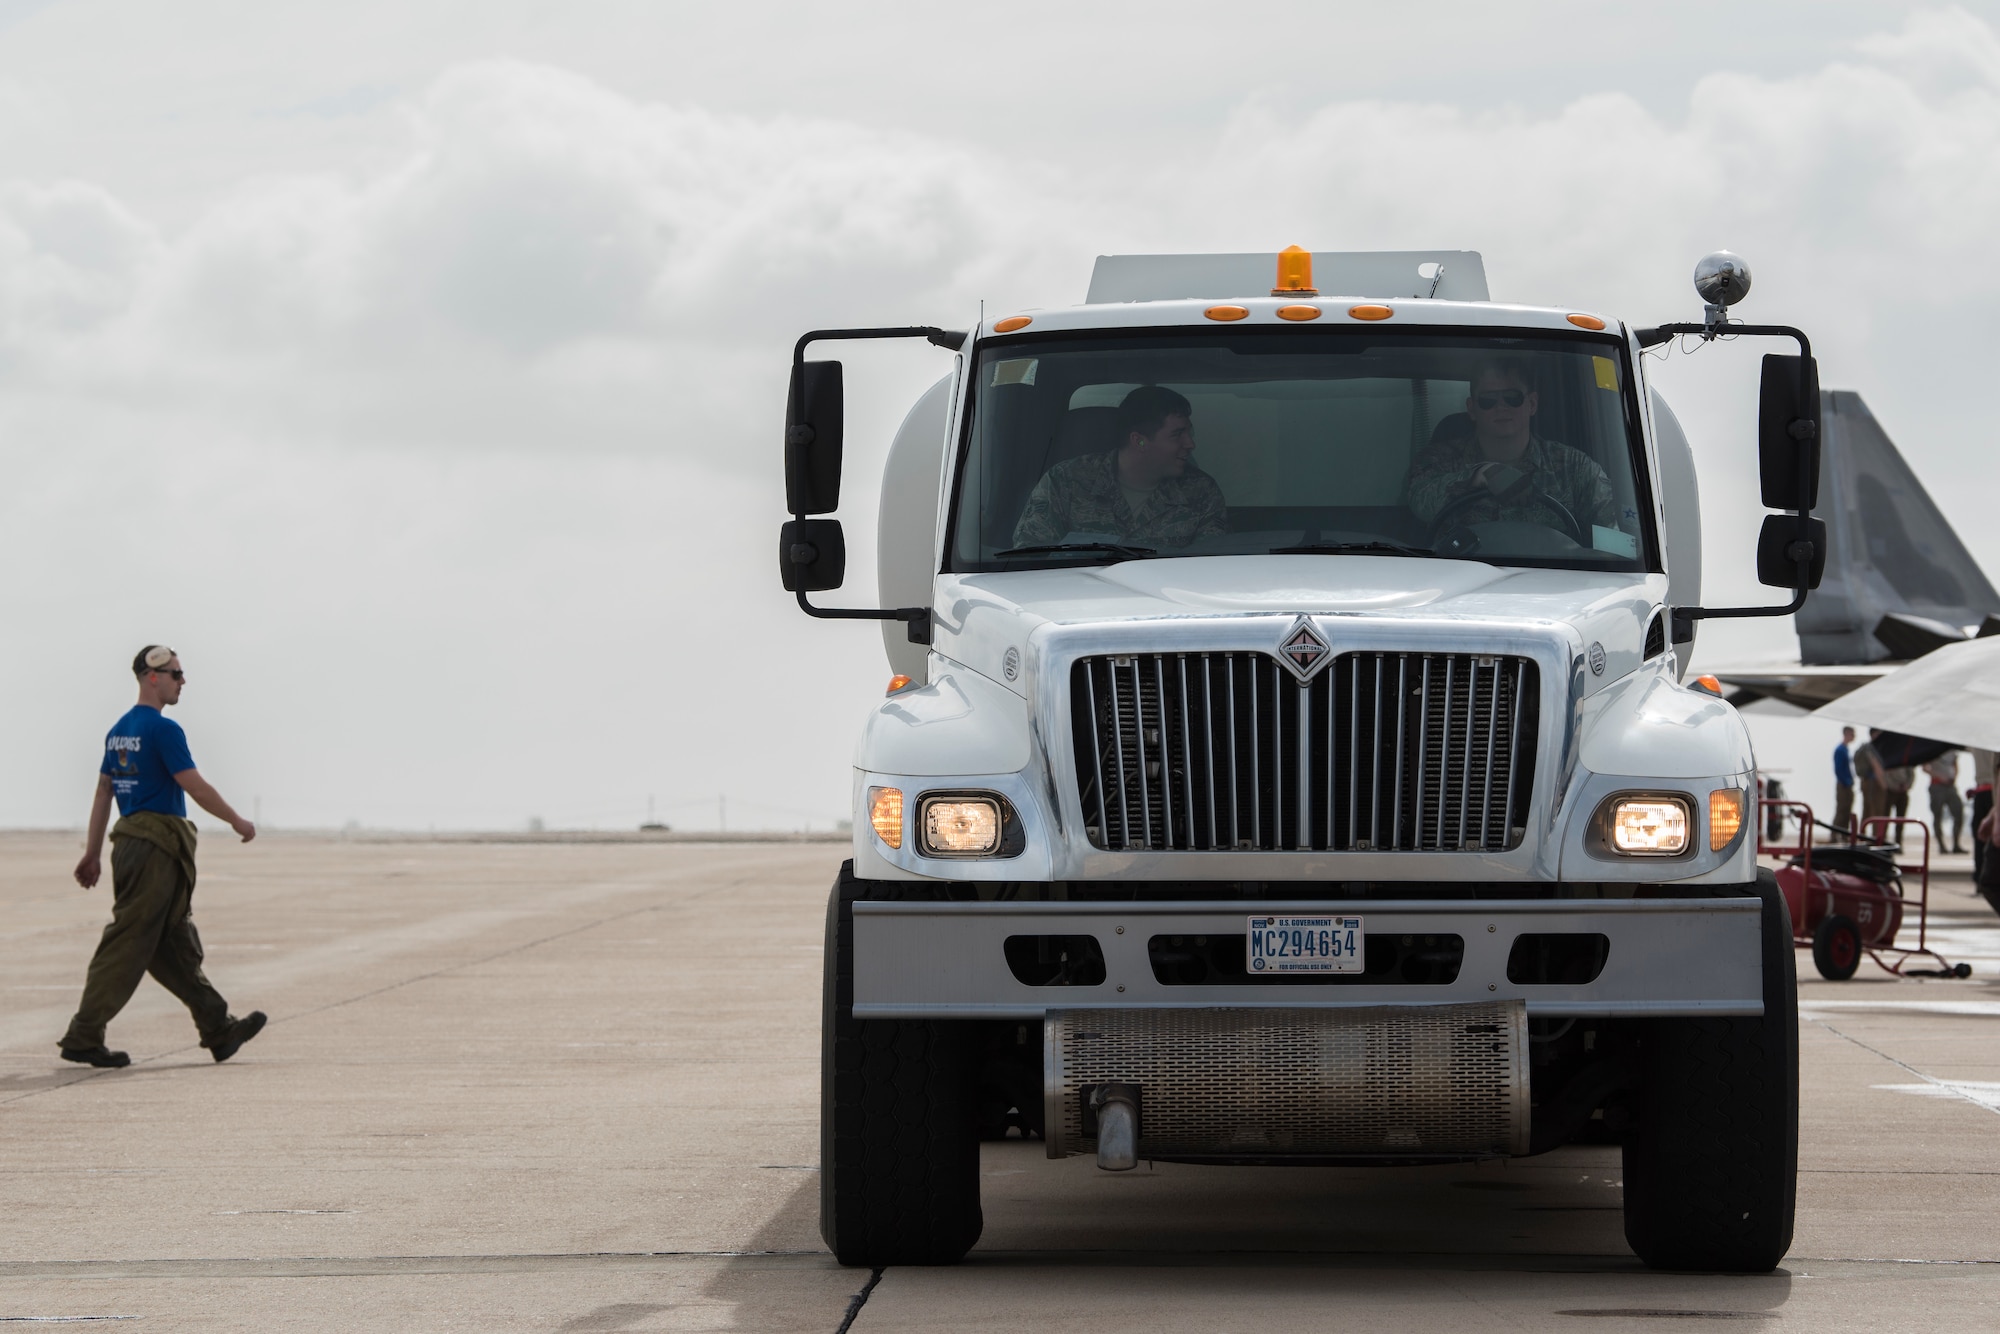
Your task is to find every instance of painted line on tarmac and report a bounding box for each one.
[1798,1000,2000,1017]
[1872,1080,2000,1113]
[1809,1018,2000,1119]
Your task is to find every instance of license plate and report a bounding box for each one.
[1247,916,1364,974]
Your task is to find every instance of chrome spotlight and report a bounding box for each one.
[1694,251,1751,330]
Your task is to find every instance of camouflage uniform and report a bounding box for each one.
[1011,450,1228,550]
[1406,435,1628,536]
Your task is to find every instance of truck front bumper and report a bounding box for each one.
[853,896,1763,1020]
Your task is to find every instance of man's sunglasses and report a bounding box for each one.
[1474,390,1529,409]
[151,669,184,682]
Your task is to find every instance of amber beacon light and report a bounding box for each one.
[1272,245,1317,297]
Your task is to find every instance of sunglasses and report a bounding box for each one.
[1474,389,1529,409]
[152,669,184,682]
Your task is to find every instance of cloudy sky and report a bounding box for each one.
[2,0,1995,831]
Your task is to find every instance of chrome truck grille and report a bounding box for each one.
[1070,652,1538,852]
[1045,1002,1530,1160]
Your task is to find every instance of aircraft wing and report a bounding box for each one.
[1710,664,1895,711]
[1809,636,2000,751]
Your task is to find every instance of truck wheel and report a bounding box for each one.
[1812,915,1861,981]
[820,862,983,1267]
[1623,869,1797,1273]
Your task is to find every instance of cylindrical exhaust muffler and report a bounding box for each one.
[1045,1003,1529,1161]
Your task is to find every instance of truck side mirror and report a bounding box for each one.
[779,518,846,592]
[786,361,844,515]
[1755,514,1827,590]
[1756,353,1819,510]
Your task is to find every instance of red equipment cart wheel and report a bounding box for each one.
[1812,915,1862,981]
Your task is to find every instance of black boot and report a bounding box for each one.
[60,1046,131,1069]
[208,1011,267,1064]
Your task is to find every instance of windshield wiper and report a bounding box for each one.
[994,542,1159,561]
[1270,539,1436,558]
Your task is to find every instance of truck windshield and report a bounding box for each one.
[946,329,1652,573]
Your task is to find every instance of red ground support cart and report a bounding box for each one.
[1757,800,1970,981]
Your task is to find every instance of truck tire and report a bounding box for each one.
[1622,869,1797,1273]
[820,862,983,1267]
[1811,914,1861,981]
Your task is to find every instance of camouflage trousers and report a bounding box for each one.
[61,833,231,1052]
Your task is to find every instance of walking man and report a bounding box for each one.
[61,646,266,1069]
[1831,726,1856,837]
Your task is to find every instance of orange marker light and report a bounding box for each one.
[1693,674,1724,696]
[1272,245,1317,296]
[868,786,904,849]
[1567,313,1607,330]
[1709,787,1746,851]
[993,316,1032,333]
[886,674,913,695]
[1348,304,1394,321]
[1205,305,1250,321]
[1276,304,1322,322]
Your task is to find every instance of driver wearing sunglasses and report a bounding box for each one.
[1406,358,1625,540]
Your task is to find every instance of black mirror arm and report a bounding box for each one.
[1634,322,1811,359]
[1672,587,1808,644]
[795,590,933,645]
[793,326,967,368]
[785,324,963,644]
[1651,322,1820,645]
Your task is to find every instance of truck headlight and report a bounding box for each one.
[1608,797,1690,855]
[920,797,1002,856]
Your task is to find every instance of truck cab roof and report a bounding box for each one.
[978,297,1618,338]
[1086,250,1492,304]
[979,249,1614,340]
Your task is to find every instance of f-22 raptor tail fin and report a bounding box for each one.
[1796,391,2000,664]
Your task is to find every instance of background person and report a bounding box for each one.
[1854,731,1887,830]
[1971,748,1996,879]
[1010,385,1226,550]
[1925,751,1966,855]
[1977,800,2000,917]
[1884,759,1914,849]
[1831,726,1856,837]
[61,646,267,1069]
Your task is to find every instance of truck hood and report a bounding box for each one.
[932,555,1666,698]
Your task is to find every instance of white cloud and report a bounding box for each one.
[6,11,2000,827]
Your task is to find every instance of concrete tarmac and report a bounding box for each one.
[0,832,1994,1331]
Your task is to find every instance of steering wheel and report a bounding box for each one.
[1426,485,1585,549]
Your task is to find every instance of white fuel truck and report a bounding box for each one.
[779,248,1825,1273]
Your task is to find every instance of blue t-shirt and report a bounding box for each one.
[1833,742,1854,788]
[100,706,195,818]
